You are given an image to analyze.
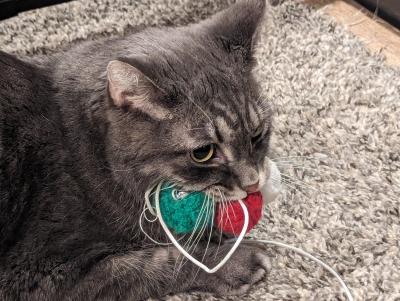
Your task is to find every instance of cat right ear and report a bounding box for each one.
[107,60,171,120]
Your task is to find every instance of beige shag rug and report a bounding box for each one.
[1,0,399,300]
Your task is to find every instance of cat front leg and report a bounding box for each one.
[62,247,186,300]
[65,243,270,300]
[188,243,271,296]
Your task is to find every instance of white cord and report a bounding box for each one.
[141,180,354,300]
[140,186,186,246]
[241,238,354,301]
[154,181,249,274]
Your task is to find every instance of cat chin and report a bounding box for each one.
[204,185,248,202]
[220,193,248,202]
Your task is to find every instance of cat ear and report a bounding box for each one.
[204,0,266,62]
[107,60,171,120]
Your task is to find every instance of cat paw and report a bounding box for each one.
[195,244,271,296]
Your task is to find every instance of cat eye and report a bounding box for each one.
[251,128,264,144]
[190,144,215,163]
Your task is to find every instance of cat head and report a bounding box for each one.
[105,0,272,201]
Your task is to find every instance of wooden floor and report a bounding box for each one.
[304,0,400,67]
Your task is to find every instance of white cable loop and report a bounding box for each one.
[141,181,354,301]
[154,181,249,274]
[237,238,354,301]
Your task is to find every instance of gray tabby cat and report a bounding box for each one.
[0,0,275,299]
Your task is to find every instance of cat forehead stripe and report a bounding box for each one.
[215,116,235,142]
[210,103,238,125]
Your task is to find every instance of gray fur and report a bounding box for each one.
[0,0,274,300]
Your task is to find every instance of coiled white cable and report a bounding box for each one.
[238,238,354,301]
[153,181,249,274]
[140,158,354,300]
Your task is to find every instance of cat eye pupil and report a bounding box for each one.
[190,144,214,163]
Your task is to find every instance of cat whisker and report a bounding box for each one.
[183,126,210,132]
[109,168,136,172]
[184,93,215,129]
[273,160,318,167]
[275,159,340,178]
[192,194,215,282]
[219,189,235,235]
[173,194,209,276]
[272,155,318,160]
[178,200,211,274]
[280,179,315,198]
[94,179,108,190]
[213,192,224,260]
[175,194,211,274]
[227,202,238,233]
[174,194,209,268]
[280,180,302,193]
[148,184,177,200]
[218,193,228,231]
[281,174,324,193]
[226,195,237,219]
[274,161,313,167]
[275,163,318,170]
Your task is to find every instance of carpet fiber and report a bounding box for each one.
[1,1,399,300]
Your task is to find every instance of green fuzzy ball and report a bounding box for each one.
[155,183,213,234]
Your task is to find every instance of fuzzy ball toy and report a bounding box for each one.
[154,183,263,235]
[215,191,263,235]
[158,186,210,234]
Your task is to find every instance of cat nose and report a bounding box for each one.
[244,181,259,193]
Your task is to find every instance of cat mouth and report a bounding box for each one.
[173,183,257,202]
[169,184,247,202]
[203,186,248,202]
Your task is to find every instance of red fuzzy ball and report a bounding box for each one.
[215,192,263,235]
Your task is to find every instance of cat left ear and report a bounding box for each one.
[204,0,266,63]
[107,60,171,120]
